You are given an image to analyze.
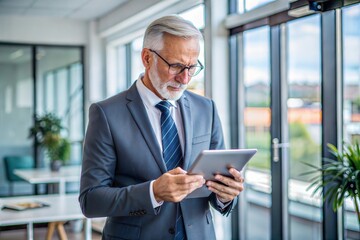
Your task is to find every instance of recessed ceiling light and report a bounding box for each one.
[288,5,315,18]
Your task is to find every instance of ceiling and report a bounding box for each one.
[0,0,132,64]
[0,0,129,20]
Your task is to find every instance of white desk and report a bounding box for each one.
[0,194,91,240]
[14,165,81,195]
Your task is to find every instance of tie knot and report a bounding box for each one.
[156,100,172,113]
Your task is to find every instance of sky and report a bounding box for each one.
[243,3,360,85]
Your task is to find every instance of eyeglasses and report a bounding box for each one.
[149,49,204,77]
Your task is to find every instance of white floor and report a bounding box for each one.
[0,224,102,240]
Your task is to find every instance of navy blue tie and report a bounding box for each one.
[156,101,183,170]
[156,100,186,240]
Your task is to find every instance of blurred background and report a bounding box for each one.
[0,0,359,239]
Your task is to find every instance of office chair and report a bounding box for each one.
[3,155,34,196]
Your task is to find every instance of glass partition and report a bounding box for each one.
[0,45,34,195]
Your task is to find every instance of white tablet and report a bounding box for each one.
[186,149,257,198]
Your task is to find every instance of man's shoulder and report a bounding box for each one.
[183,90,214,109]
[92,87,134,112]
[183,90,212,103]
[98,82,139,106]
[102,91,128,104]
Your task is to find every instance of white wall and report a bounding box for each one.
[0,15,88,45]
[98,0,176,37]
[86,21,104,104]
[204,0,231,146]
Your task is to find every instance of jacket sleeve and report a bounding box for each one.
[79,103,157,218]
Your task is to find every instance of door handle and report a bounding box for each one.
[272,138,289,162]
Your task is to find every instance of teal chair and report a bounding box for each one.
[4,156,34,196]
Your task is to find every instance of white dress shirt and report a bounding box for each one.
[136,74,185,155]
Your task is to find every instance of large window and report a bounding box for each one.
[238,14,323,240]
[342,3,360,239]
[179,4,205,96]
[36,47,84,165]
[131,36,144,82]
[106,36,144,98]
[230,1,360,239]
[106,44,127,97]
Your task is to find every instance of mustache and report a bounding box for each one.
[166,82,187,89]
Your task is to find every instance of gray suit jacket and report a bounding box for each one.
[79,82,237,240]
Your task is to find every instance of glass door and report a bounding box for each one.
[240,25,272,240]
[285,15,323,240]
[238,14,323,240]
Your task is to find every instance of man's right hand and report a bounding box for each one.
[153,167,205,203]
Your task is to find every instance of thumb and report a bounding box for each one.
[168,167,187,175]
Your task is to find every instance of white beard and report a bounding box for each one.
[149,66,187,101]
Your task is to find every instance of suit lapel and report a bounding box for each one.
[178,93,193,171]
[126,83,167,173]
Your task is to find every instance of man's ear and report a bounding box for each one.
[141,49,151,68]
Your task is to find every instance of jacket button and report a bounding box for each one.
[168,228,175,234]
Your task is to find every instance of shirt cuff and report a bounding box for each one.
[150,180,164,208]
[216,196,231,209]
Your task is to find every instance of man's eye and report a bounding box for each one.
[188,67,196,73]
[171,64,184,70]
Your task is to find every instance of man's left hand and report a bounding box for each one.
[206,168,244,203]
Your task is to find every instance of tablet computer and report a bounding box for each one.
[186,149,257,198]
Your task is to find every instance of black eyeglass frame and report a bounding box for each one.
[149,49,204,77]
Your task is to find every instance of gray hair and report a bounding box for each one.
[143,15,203,51]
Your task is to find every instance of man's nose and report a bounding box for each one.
[176,69,190,84]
